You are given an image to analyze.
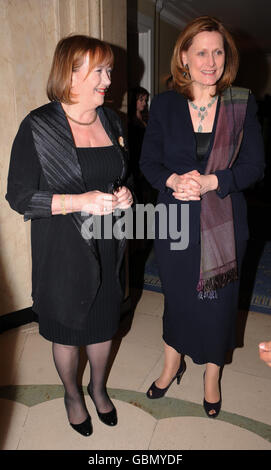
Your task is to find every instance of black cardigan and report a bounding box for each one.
[6,102,132,330]
[140,88,265,244]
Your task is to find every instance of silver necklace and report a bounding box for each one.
[188,96,217,132]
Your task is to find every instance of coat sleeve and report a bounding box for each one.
[214,93,265,198]
[139,96,173,192]
[6,115,53,221]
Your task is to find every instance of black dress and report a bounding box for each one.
[39,145,123,346]
[155,132,247,366]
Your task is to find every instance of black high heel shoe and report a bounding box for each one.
[64,393,93,436]
[146,359,186,399]
[87,384,118,426]
[69,414,93,436]
[203,372,221,419]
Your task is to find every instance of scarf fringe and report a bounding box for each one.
[197,267,238,293]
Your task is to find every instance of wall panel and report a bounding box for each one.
[0,0,127,316]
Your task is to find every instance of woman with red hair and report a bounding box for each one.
[6,35,133,436]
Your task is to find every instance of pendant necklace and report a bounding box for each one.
[188,95,217,132]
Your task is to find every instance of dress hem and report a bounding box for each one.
[162,336,235,367]
[39,325,119,346]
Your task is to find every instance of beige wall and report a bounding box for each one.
[0,0,127,316]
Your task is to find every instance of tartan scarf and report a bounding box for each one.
[197,87,249,298]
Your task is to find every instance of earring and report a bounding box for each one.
[183,64,189,78]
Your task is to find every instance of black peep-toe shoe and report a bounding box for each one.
[69,414,93,436]
[146,359,186,399]
[203,372,222,419]
[87,384,118,426]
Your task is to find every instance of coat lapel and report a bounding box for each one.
[30,101,128,263]
[30,102,96,257]
[30,101,85,193]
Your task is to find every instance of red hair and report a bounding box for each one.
[47,34,114,104]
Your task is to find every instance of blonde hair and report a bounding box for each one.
[47,34,114,104]
[171,16,239,100]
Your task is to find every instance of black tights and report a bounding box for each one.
[52,340,114,425]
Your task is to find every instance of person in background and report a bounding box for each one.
[6,35,133,437]
[129,86,149,128]
[128,86,149,193]
[140,16,265,418]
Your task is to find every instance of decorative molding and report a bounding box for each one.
[159,0,201,30]
[137,13,154,97]
[89,0,101,38]
[160,8,187,29]
[137,12,154,33]
[155,0,165,13]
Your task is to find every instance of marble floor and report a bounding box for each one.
[0,289,271,451]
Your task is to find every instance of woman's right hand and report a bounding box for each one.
[79,190,118,215]
[166,171,201,201]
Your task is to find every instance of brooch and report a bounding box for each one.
[118,136,124,147]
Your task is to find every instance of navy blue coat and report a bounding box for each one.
[140,89,265,244]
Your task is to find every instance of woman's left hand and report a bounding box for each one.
[192,174,218,196]
[114,186,133,209]
[171,170,201,201]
